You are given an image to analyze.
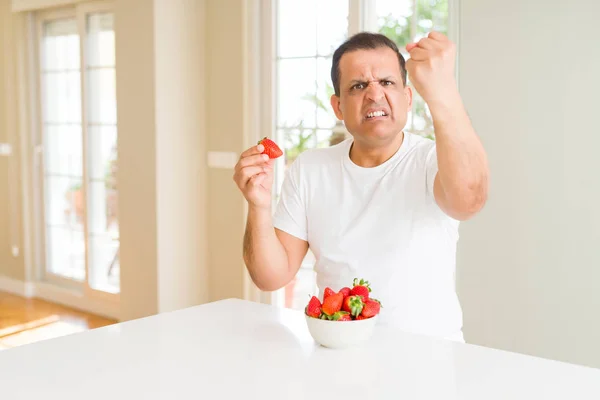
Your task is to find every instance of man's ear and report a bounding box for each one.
[330,94,344,120]
[404,85,413,112]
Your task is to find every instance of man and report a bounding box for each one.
[233,31,489,342]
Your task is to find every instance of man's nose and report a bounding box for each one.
[365,81,385,102]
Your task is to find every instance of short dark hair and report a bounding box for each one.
[331,32,407,96]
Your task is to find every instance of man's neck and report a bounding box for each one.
[349,131,405,168]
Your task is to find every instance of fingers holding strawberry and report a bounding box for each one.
[258,137,283,159]
[233,137,282,209]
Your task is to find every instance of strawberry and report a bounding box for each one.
[356,315,369,320]
[323,287,335,301]
[322,292,343,316]
[350,278,371,301]
[342,295,364,318]
[258,137,283,159]
[305,296,321,318]
[339,287,351,299]
[331,311,352,321]
[361,298,381,318]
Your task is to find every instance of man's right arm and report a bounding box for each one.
[243,206,309,292]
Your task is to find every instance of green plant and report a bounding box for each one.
[281,82,338,164]
[68,182,82,191]
[281,121,316,163]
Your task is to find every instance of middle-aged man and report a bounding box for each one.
[233,31,489,342]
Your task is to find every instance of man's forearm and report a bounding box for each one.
[429,90,489,217]
[243,207,291,291]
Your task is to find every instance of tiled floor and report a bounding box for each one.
[0,291,116,350]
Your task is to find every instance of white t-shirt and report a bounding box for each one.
[273,132,464,342]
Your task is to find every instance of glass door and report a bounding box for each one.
[84,12,119,294]
[37,4,119,300]
[39,16,86,284]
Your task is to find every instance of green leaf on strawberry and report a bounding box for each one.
[331,311,351,321]
[342,295,364,317]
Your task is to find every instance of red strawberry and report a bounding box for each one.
[342,295,364,318]
[331,311,352,321]
[350,278,371,301]
[361,298,381,318]
[339,287,351,298]
[258,137,283,159]
[305,296,321,318]
[322,292,343,316]
[323,287,335,301]
[356,315,369,320]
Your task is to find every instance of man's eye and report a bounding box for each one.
[381,80,394,86]
[352,83,366,90]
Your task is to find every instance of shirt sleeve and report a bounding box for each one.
[272,158,308,242]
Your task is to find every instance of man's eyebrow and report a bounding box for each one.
[348,76,396,86]
[348,79,367,85]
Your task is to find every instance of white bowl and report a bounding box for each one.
[305,314,378,349]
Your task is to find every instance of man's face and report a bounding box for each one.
[330,47,412,146]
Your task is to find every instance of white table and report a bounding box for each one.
[1,298,599,399]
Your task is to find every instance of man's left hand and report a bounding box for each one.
[406,32,458,107]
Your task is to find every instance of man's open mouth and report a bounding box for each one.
[365,110,389,119]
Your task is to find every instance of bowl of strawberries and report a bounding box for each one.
[304,278,382,349]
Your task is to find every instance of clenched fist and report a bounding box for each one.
[233,144,276,210]
[405,31,459,106]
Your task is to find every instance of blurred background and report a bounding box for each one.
[0,0,598,370]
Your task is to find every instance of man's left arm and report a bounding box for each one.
[430,90,489,220]
[407,32,489,221]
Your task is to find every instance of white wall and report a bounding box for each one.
[0,0,25,282]
[456,0,600,368]
[153,0,209,313]
[114,0,158,320]
[205,0,247,302]
[115,0,209,319]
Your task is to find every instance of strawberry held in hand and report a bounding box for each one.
[257,137,283,159]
